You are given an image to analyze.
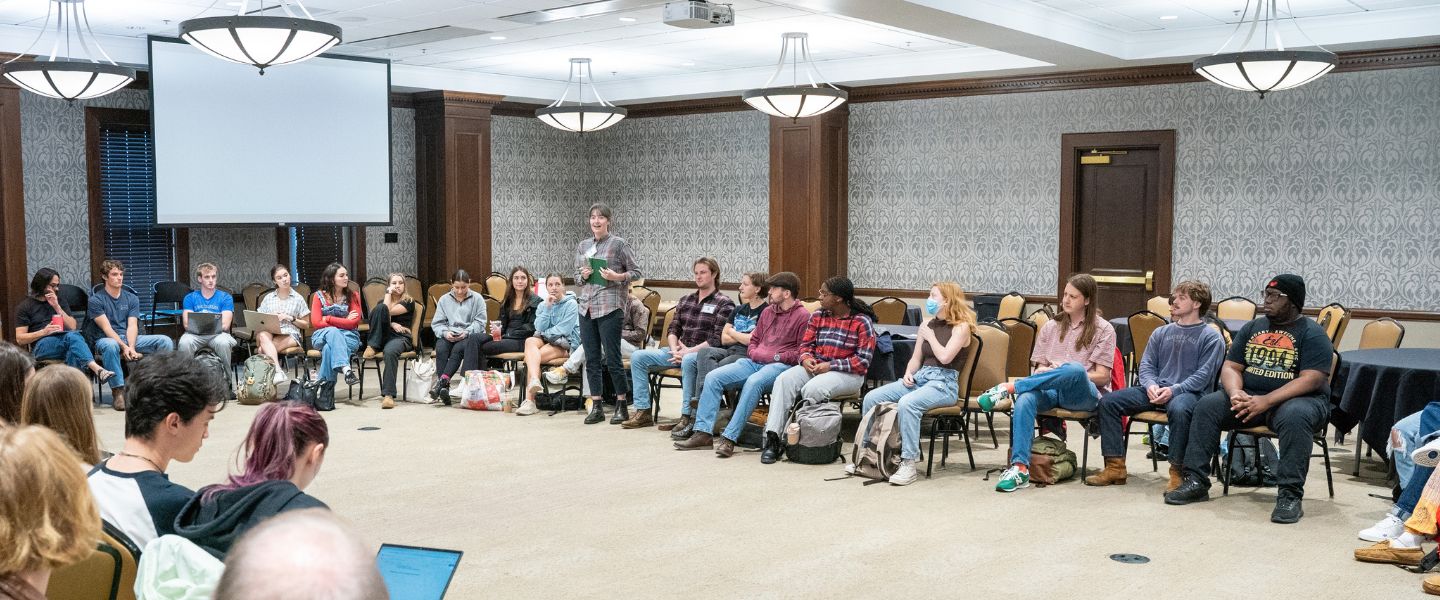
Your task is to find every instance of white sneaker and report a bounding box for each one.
[1360,514,1407,542]
[844,463,857,476]
[543,367,570,386]
[527,379,542,394]
[272,370,288,385]
[1414,438,1440,467]
[515,400,538,416]
[889,459,919,486]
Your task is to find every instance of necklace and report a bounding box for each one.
[117,451,165,473]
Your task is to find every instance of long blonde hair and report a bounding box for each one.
[932,281,977,329]
[21,366,102,465]
[0,426,101,575]
[387,273,414,303]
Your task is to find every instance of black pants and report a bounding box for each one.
[578,309,626,400]
[478,338,525,369]
[434,334,482,379]
[1182,390,1329,496]
[366,305,413,397]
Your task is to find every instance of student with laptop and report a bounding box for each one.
[178,262,238,371]
[87,259,176,411]
[254,264,311,384]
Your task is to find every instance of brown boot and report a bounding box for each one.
[674,432,713,450]
[621,408,654,429]
[714,437,735,458]
[1084,457,1128,486]
[111,387,126,412]
[1166,465,1183,493]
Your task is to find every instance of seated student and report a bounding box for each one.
[0,342,33,425]
[309,263,363,388]
[544,280,649,407]
[360,273,414,410]
[676,272,810,458]
[1165,274,1332,524]
[215,509,387,600]
[668,271,768,438]
[1357,403,1440,543]
[623,257,734,429]
[87,259,176,411]
[21,365,105,466]
[764,276,877,463]
[177,263,239,369]
[428,270,487,403]
[1086,281,1226,490]
[14,268,113,384]
[0,426,103,600]
[254,264,311,385]
[516,274,579,416]
[1354,405,1440,566]
[174,401,329,558]
[978,273,1116,493]
[88,353,228,548]
[480,266,541,365]
[854,281,976,485]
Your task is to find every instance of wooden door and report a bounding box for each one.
[1058,131,1175,321]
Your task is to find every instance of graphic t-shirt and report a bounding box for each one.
[183,289,235,314]
[1228,316,1333,394]
[731,301,765,335]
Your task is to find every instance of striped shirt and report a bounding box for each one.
[669,290,734,348]
[1032,316,1118,392]
[798,310,877,377]
[574,234,642,318]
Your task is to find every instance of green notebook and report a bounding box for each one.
[587,257,608,285]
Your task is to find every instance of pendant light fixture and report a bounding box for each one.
[742,32,846,120]
[0,0,135,101]
[179,0,341,75]
[1192,0,1336,98]
[535,58,627,133]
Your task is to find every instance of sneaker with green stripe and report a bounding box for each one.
[977,383,1013,412]
[995,465,1030,492]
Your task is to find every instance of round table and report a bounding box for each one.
[1331,348,1440,456]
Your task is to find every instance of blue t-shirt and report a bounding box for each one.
[87,288,142,339]
[183,289,234,314]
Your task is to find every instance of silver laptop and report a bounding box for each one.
[376,544,462,600]
[184,312,222,336]
[243,310,284,335]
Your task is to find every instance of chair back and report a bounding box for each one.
[293,282,311,301]
[1215,296,1256,321]
[485,296,501,323]
[1027,306,1052,331]
[426,283,450,329]
[404,275,423,303]
[1204,316,1233,349]
[361,280,386,313]
[801,298,821,314]
[1358,317,1404,350]
[485,273,508,300]
[152,280,190,304]
[240,283,267,310]
[639,290,661,338]
[997,292,1025,321]
[1145,295,1171,319]
[58,283,90,331]
[1127,310,1168,368]
[632,284,654,300]
[953,331,984,402]
[969,323,1010,396]
[996,318,1036,380]
[1317,302,1350,346]
[408,302,427,350]
[50,521,141,600]
[870,296,908,325]
[659,307,677,343]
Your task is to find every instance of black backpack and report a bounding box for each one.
[192,348,231,397]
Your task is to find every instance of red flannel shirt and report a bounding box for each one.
[798,310,876,377]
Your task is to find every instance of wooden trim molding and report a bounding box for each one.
[491,101,541,118]
[0,82,24,342]
[622,96,750,119]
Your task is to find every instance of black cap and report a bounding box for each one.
[766,272,800,297]
[1266,274,1306,309]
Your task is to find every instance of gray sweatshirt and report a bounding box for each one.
[1137,321,1227,395]
[431,290,488,338]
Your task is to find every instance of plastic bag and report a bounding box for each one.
[459,370,510,411]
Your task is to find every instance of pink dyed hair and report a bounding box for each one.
[204,401,329,501]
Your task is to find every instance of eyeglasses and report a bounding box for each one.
[817,289,833,298]
[1262,290,1288,301]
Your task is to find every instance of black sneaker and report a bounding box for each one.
[433,379,451,406]
[760,432,783,465]
[1164,475,1211,505]
[343,369,359,387]
[584,403,606,425]
[1271,492,1304,524]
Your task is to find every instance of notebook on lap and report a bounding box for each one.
[376,544,462,600]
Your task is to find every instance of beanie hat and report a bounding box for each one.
[767,272,801,297]
[1266,274,1306,310]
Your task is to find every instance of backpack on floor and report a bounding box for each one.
[192,348,231,397]
[1223,433,1278,487]
[1030,435,1077,485]
[236,355,278,405]
[848,402,902,483]
[784,400,843,465]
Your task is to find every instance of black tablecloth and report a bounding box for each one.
[1331,349,1440,452]
[1110,317,1133,356]
[903,306,922,326]
[1222,319,1247,337]
[870,325,919,383]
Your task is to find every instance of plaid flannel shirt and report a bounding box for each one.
[574,234,642,318]
[668,290,734,349]
[798,310,877,377]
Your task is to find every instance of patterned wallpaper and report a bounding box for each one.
[491,116,592,278]
[366,107,417,279]
[849,66,1440,311]
[586,111,770,281]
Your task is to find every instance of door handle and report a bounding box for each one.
[1093,271,1154,292]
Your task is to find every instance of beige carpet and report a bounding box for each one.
[90,378,1428,599]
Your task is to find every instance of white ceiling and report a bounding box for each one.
[0,0,1434,103]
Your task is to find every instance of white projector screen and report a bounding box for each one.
[149,37,391,225]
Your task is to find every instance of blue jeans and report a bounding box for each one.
[33,332,97,371]
[861,366,959,460]
[95,335,174,389]
[1009,362,1100,466]
[1096,386,1200,466]
[1395,403,1440,517]
[628,348,697,411]
[693,359,789,442]
[312,327,361,382]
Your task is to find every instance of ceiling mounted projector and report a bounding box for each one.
[663,1,734,29]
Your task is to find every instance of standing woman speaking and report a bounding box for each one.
[573,203,642,425]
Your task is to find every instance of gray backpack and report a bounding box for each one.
[236,355,278,405]
[849,402,902,482]
[784,400,843,464]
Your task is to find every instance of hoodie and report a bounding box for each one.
[535,291,580,348]
[172,480,327,558]
[432,289,488,338]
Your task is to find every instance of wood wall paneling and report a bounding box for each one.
[0,84,24,342]
[413,91,500,284]
[768,106,848,294]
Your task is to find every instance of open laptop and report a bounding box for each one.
[242,310,284,335]
[184,311,222,336]
[376,544,462,600]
